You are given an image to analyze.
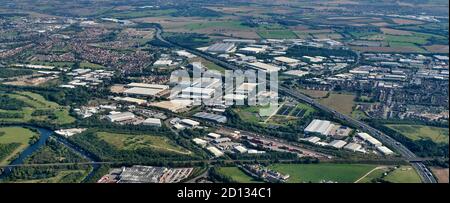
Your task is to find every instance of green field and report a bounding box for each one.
[96,132,192,155]
[217,167,263,183]
[233,105,267,125]
[357,167,390,183]
[269,163,378,183]
[0,91,75,125]
[383,166,422,183]
[318,93,356,115]
[0,127,38,165]
[386,124,449,144]
[257,29,297,39]
[183,20,251,31]
[203,61,226,74]
[351,109,369,120]
[189,58,226,74]
[105,9,176,19]
[384,34,429,45]
[357,165,422,183]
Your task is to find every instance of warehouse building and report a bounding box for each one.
[247,62,280,73]
[302,56,325,63]
[153,59,174,66]
[206,43,236,53]
[234,145,248,154]
[193,112,227,123]
[113,97,147,105]
[206,146,224,157]
[328,140,347,149]
[223,39,256,44]
[283,70,309,77]
[344,143,364,153]
[124,87,166,97]
[149,99,193,113]
[304,119,333,135]
[191,77,222,89]
[142,118,162,127]
[213,137,232,144]
[180,87,215,100]
[192,138,208,148]
[239,47,266,54]
[376,146,394,155]
[175,50,196,59]
[207,133,221,139]
[357,132,382,146]
[106,112,135,122]
[304,136,321,144]
[180,119,200,128]
[274,56,300,67]
[235,83,258,95]
[224,94,247,104]
[126,83,169,90]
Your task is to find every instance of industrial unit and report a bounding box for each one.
[193,112,227,123]
[206,43,236,53]
[142,118,162,127]
[106,112,136,122]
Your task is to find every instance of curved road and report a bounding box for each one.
[154,27,437,183]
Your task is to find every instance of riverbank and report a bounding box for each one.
[0,124,99,182]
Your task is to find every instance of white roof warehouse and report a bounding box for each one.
[106,112,135,122]
[207,43,236,53]
[304,119,332,135]
[124,87,166,97]
[247,62,280,73]
[193,112,227,123]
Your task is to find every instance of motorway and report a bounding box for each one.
[154,27,437,183]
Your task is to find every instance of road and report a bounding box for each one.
[154,27,437,183]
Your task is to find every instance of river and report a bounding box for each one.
[0,126,99,182]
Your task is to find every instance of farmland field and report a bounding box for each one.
[317,93,356,115]
[431,167,449,183]
[257,29,297,39]
[216,167,263,183]
[183,20,250,31]
[103,9,176,19]
[298,88,329,99]
[0,127,38,165]
[96,132,192,155]
[424,45,449,53]
[269,163,378,183]
[385,124,449,144]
